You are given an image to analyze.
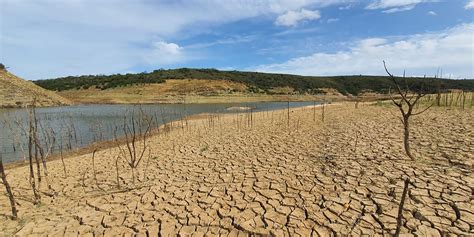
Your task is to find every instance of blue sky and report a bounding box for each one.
[1,0,473,80]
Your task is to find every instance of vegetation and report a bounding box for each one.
[384,61,433,160]
[35,68,474,95]
[0,153,17,219]
[35,72,165,91]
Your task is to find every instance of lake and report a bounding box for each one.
[0,102,316,163]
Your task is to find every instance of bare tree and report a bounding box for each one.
[0,153,18,219]
[287,98,290,128]
[115,107,152,183]
[33,121,54,190]
[91,149,98,186]
[59,141,67,177]
[384,61,433,160]
[321,99,326,122]
[27,104,40,203]
[313,101,317,122]
[115,155,121,189]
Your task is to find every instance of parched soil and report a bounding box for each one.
[0,103,472,236]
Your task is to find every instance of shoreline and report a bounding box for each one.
[3,102,332,170]
[1,92,397,109]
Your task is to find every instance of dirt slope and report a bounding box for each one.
[0,70,71,108]
[59,79,254,104]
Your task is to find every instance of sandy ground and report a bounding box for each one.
[0,103,473,236]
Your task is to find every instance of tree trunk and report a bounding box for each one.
[403,118,414,160]
[35,143,41,184]
[28,110,40,203]
[321,103,325,122]
[287,100,290,128]
[313,101,316,122]
[60,145,67,177]
[436,91,441,106]
[0,154,18,219]
[33,110,41,184]
[115,156,120,189]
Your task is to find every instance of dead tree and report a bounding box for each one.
[59,141,67,177]
[287,99,290,128]
[115,155,121,188]
[92,149,98,186]
[0,153,18,219]
[27,105,40,203]
[313,101,317,122]
[33,123,54,190]
[383,61,433,160]
[116,107,152,183]
[32,107,41,185]
[321,100,326,122]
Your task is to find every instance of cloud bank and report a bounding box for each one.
[254,24,474,78]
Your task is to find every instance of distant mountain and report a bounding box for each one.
[35,68,474,96]
[0,69,71,108]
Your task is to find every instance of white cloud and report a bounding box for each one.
[152,42,182,56]
[253,24,474,78]
[275,9,321,27]
[186,35,259,49]
[427,11,437,15]
[466,0,474,9]
[382,5,415,13]
[327,18,340,23]
[143,41,185,65]
[366,0,436,12]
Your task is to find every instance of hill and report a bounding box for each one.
[34,68,474,104]
[0,69,71,108]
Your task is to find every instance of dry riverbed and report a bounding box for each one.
[0,103,472,236]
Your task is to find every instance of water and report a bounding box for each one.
[0,102,315,163]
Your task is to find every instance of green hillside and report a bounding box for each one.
[35,68,474,96]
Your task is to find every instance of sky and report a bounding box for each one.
[0,0,473,80]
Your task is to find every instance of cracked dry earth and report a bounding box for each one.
[0,103,473,236]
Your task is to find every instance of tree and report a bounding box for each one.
[27,102,41,203]
[0,153,18,219]
[0,63,5,70]
[115,107,152,183]
[384,61,433,160]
